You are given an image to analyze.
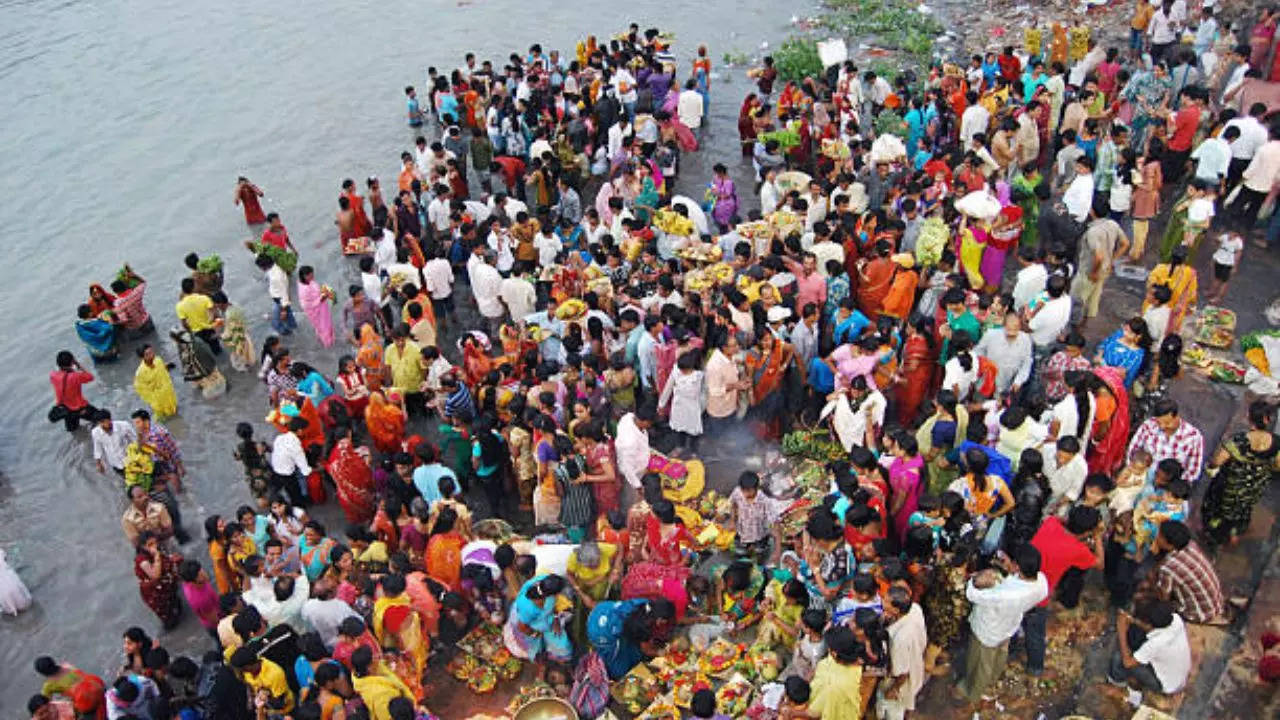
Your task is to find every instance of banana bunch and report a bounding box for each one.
[555,298,587,319]
[1024,27,1042,57]
[1068,26,1090,62]
[655,209,695,237]
[707,262,736,285]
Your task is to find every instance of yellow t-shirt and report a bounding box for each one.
[176,293,215,332]
[384,340,423,394]
[567,542,618,585]
[244,658,294,712]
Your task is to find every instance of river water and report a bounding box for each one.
[0,0,809,706]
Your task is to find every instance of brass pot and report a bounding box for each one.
[512,697,579,720]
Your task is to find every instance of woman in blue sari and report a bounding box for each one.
[298,521,337,582]
[904,96,925,158]
[76,303,119,363]
[587,597,663,678]
[504,574,572,675]
[1095,317,1153,388]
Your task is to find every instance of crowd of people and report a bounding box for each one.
[20,6,1280,720]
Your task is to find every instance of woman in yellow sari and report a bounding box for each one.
[133,344,177,419]
[355,323,386,391]
[1143,245,1198,333]
[370,574,428,701]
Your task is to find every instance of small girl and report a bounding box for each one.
[753,578,809,652]
[232,422,271,507]
[1183,178,1216,257]
[1208,231,1244,303]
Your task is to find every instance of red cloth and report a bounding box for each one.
[493,156,526,192]
[1168,106,1201,152]
[261,227,291,249]
[1029,517,1095,607]
[50,369,94,410]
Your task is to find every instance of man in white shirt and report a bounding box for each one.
[580,210,608,247]
[1191,125,1235,185]
[1027,275,1072,350]
[270,417,311,506]
[1012,246,1048,312]
[471,250,505,335]
[1148,1,1180,62]
[676,79,704,129]
[413,136,433,177]
[533,226,562,268]
[301,582,360,649]
[1108,601,1191,694]
[358,256,391,330]
[1223,102,1269,188]
[500,270,537,322]
[92,410,136,475]
[249,573,310,634]
[422,248,454,327]
[1228,128,1280,233]
[1042,436,1089,507]
[613,67,638,119]
[958,546,1049,701]
[959,91,990,148]
[614,407,655,488]
[881,586,927,720]
[607,117,632,159]
[1062,155,1095,222]
[426,185,453,237]
[256,253,296,335]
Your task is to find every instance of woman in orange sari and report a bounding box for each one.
[425,506,465,590]
[370,576,428,701]
[1086,366,1131,475]
[365,390,406,454]
[327,424,376,524]
[895,314,938,424]
[87,284,116,316]
[743,331,794,438]
[355,323,386,392]
[460,333,492,387]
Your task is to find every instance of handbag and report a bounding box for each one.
[47,371,72,423]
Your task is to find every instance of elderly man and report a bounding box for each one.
[121,485,173,546]
[880,585,927,719]
[1127,398,1205,483]
[975,311,1033,398]
[957,545,1048,701]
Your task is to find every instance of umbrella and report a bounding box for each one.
[670,194,710,235]
[956,190,1002,221]
[776,170,812,195]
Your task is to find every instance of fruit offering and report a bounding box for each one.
[467,665,498,694]
[671,670,713,707]
[716,674,755,716]
[699,638,743,676]
[448,653,479,680]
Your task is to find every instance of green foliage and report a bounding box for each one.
[722,50,751,65]
[195,253,223,274]
[773,36,824,83]
[819,0,942,65]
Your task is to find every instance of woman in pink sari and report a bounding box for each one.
[1251,9,1278,70]
[297,265,335,347]
[885,431,925,544]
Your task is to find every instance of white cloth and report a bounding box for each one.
[1012,264,1048,312]
[270,431,312,476]
[302,597,360,649]
[500,276,537,321]
[614,413,651,488]
[1062,173,1095,222]
[821,390,887,452]
[471,263,504,318]
[92,421,136,471]
[966,572,1049,647]
[1133,614,1192,693]
[423,258,454,299]
[1028,295,1072,347]
[659,369,705,435]
[0,548,32,616]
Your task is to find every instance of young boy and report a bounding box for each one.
[1208,231,1244,303]
[729,471,783,563]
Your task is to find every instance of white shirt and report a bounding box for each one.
[975,328,1034,393]
[534,232,562,268]
[1213,233,1244,266]
[1242,140,1280,193]
[1028,295,1072,346]
[1191,136,1231,181]
[581,221,608,247]
[528,139,553,161]
[487,229,515,273]
[614,413,651,488]
[887,604,928,711]
[640,290,685,312]
[1049,392,1095,448]
[488,196,528,218]
[302,597,360,649]
[760,181,781,215]
[966,572,1049,647]
[249,572,310,633]
[1042,444,1089,503]
[471,262,504,318]
[271,431,311,476]
[614,68,638,103]
[374,228,397,275]
[1224,116,1268,160]
[92,421,136,470]
[427,197,452,232]
[1062,173,1095,222]
[677,89,704,128]
[1134,614,1192,693]
[266,265,290,306]
[360,271,387,309]
[1144,304,1171,345]
[960,104,990,146]
[384,262,419,293]
[500,276,537,321]
[607,122,630,158]
[414,146,433,176]
[423,258,453,299]
[942,356,979,399]
[1012,264,1048,311]
[1148,8,1178,44]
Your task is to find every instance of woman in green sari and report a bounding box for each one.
[915,389,969,495]
[1010,162,1043,248]
[633,164,659,225]
[1202,401,1280,547]
[1119,60,1172,151]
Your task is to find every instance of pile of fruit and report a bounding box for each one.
[781,429,846,462]
[698,638,745,678]
[655,209,696,237]
[554,297,588,321]
[617,671,662,715]
[1195,306,1237,348]
[716,674,755,716]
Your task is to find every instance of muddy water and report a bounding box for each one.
[0,0,832,705]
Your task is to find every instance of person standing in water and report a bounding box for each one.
[234,176,266,224]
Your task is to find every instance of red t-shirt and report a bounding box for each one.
[50,369,94,410]
[493,156,526,192]
[261,227,290,249]
[1168,106,1201,152]
[1029,516,1096,607]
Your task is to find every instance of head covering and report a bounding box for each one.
[767,306,792,323]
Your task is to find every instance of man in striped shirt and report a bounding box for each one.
[1146,520,1225,624]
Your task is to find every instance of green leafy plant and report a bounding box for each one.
[772,36,824,83]
[721,51,751,66]
[195,253,223,274]
[818,0,942,66]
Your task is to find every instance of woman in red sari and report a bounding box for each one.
[743,329,794,439]
[621,500,693,599]
[1087,366,1131,474]
[365,390,406,454]
[87,284,116,317]
[895,314,938,424]
[342,180,372,238]
[134,531,183,629]
[235,176,267,224]
[738,93,761,157]
[460,333,493,387]
[327,424,375,523]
